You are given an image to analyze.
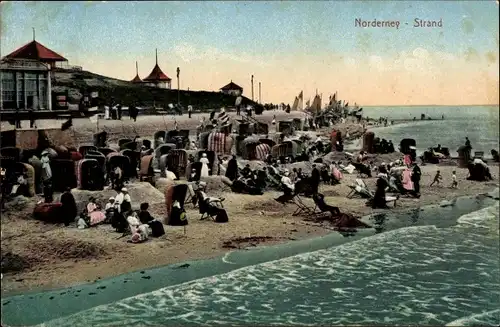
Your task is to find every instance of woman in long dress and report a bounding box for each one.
[87,197,106,225]
[200,153,210,177]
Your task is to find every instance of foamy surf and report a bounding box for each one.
[39,204,500,327]
[445,309,500,326]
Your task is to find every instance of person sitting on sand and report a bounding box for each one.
[60,187,77,226]
[357,151,366,163]
[87,197,106,226]
[296,168,304,181]
[241,164,252,179]
[138,202,155,224]
[127,211,150,243]
[115,187,132,213]
[450,170,458,189]
[289,168,298,183]
[275,170,295,204]
[330,163,343,185]
[430,170,442,187]
[104,197,116,223]
[280,170,295,192]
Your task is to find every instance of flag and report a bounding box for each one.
[61,118,73,131]
[235,96,242,106]
[218,109,229,126]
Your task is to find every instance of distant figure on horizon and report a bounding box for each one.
[188,105,192,118]
[117,104,123,120]
[28,108,36,128]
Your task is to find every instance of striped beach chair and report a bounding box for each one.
[167,149,188,178]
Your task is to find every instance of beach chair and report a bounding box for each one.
[195,189,225,220]
[347,179,374,199]
[292,195,318,217]
[185,182,202,208]
[473,151,484,160]
[312,193,342,217]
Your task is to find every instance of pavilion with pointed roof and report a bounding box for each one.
[1,34,64,111]
[142,49,171,89]
[4,39,67,69]
[130,61,142,83]
[220,80,243,96]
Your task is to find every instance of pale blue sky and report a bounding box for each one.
[1,1,498,105]
[2,1,498,57]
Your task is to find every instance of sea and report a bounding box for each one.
[1,105,499,327]
[349,105,499,158]
[7,191,489,326]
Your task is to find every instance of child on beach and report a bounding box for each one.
[450,171,458,189]
[430,170,442,187]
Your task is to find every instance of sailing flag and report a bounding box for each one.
[218,108,229,126]
[61,118,73,131]
[235,96,242,106]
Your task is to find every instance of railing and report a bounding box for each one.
[55,62,83,71]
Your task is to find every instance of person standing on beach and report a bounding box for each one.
[411,163,422,194]
[450,171,458,189]
[41,152,54,203]
[28,108,36,128]
[117,104,123,120]
[430,170,442,187]
[311,164,321,195]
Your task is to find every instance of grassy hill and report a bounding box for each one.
[51,68,257,110]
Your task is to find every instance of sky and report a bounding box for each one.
[1,1,499,106]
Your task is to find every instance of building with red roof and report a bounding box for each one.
[3,40,67,70]
[220,80,243,96]
[0,36,64,111]
[142,49,171,89]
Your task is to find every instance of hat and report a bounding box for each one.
[202,153,207,158]
[121,187,128,192]
[109,197,115,201]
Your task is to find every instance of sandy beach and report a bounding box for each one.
[1,111,498,296]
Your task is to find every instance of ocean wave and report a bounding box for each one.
[41,219,500,327]
[445,309,500,326]
[456,203,499,231]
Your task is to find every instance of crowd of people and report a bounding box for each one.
[2,107,498,245]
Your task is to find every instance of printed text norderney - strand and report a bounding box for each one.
[355,18,443,29]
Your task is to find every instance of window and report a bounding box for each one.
[25,73,37,80]
[39,80,47,109]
